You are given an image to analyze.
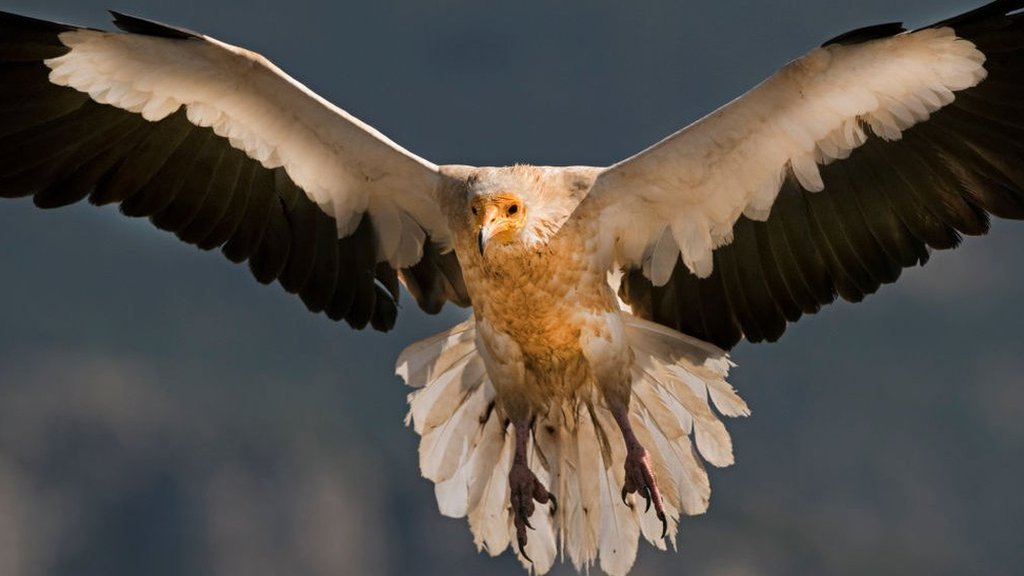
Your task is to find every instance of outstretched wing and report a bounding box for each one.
[581,1,1024,349]
[0,11,469,330]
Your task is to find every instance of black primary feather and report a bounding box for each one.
[0,10,471,332]
[620,1,1024,350]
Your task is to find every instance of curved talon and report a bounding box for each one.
[620,446,668,537]
[508,458,553,561]
[517,532,532,564]
[521,507,534,531]
[547,493,558,513]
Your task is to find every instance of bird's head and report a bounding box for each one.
[471,193,527,255]
[462,164,598,258]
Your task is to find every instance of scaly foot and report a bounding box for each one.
[509,419,556,563]
[611,407,668,538]
[621,445,667,537]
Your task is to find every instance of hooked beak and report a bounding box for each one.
[476,206,501,256]
[478,221,498,255]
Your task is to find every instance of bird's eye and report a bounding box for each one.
[471,206,479,216]
[507,204,519,215]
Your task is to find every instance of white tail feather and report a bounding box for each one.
[469,426,515,555]
[522,439,558,573]
[596,408,641,576]
[398,314,748,575]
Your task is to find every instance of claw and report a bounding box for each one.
[533,482,550,505]
[620,444,669,539]
[508,454,552,560]
[547,493,558,513]
[521,507,534,531]
[517,532,532,564]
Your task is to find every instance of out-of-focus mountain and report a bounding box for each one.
[1,1,1022,575]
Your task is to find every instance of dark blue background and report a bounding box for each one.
[1,1,1022,575]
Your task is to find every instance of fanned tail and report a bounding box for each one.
[397,315,749,576]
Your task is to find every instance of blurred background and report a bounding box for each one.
[1,1,1023,575]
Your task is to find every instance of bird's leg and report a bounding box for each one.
[508,418,556,562]
[611,406,668,538]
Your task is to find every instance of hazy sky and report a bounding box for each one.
[1,2,1022,575]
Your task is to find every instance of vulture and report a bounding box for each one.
[2,1,1024,574]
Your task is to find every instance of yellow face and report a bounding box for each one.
[471,193,527,254]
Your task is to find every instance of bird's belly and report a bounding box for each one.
[467,253,619,412]
[477,301,594,415]
[472,254,596,356]
[484,294,582,358]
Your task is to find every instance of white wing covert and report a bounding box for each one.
[583,2,1024,349]
[0,11,470,329]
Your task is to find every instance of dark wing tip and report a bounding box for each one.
[0,10,79,33]
[821,1,1024,47]
[109,11,201,39]
[930,0,1024,30]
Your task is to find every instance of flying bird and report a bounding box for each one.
[2,1,1024,574]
